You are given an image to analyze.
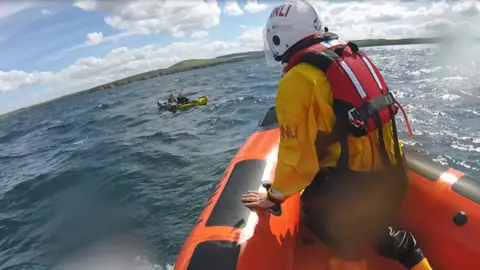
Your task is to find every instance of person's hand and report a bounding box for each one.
[241,190,276,209]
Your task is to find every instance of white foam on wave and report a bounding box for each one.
[441,94,460,101]
[51,236,175,270]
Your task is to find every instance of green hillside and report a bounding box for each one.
[88,37,468,92]
[169,51,264,69]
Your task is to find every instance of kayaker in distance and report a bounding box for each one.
[176,93,190,104]
[167,94,177,105]
[240,0,432,270]
[167,93,190,106]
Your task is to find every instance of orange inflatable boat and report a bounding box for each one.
[174,106,480,270]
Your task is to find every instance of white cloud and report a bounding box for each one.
[237,26,263,45]
[244,0,268,13]
[334,17,478,41]
[172,31,185,38]
[224,0,244,16]
[313,0,456,29]
[365,10,408,23]
[56,32,135,55]
[316,2,420,27]
[0,27,263,95]
[41,9,52,16]
[419,19,456,31]
[89,32,134,46]
[73,0,221,37]
[415,19,476,36]
[307,0,480,40]
[73,0,97,11]
[429,1,451,16]
[452,1,480,17]
[69,0,474,50]
[0,70,53,93]
[416,0,451,16]
[366,18,476,40]
[86,32,104,46]
[191,31,209,39]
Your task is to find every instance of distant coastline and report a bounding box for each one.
[2,36,478,118]
[85,37,452,93]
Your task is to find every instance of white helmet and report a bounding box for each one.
[263,0,324,66]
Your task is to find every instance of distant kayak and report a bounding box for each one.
[177,96,208,111]
[157,96,208,113]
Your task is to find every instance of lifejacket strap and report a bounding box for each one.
[389,108,404,167]
[354,93,397,122]
[373,114,393,167]
[334,135,350,170]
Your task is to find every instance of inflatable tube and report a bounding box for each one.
[174,106,480,270]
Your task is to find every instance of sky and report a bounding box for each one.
[0,0,479,114]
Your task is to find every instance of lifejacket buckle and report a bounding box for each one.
[348,108,363,128]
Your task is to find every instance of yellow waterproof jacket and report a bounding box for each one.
[268,63,402,202]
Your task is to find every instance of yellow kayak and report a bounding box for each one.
[176,96,208,111]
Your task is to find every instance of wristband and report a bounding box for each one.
[267,189,283,206]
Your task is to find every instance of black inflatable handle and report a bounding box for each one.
[261,181,282,216]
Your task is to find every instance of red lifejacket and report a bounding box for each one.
[283,33,413,170]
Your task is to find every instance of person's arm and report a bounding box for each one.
[267,71,322,203]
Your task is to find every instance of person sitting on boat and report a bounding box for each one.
[176,93,190,105]
[167,94,177,105]
[241,1,432,270]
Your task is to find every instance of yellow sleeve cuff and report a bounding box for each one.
[410,258,432,270]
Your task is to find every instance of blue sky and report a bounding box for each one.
[0,0,479,114]
[0,0,271,73]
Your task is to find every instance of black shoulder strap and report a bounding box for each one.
[281,32,340,63]
[375,88,404,169]
[374,114,392,168]
[332,118,350,170]
[387,88,405,168]
[298,50,339,73]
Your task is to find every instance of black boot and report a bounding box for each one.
[372,227,428,269]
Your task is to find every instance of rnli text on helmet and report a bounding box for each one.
[270,4,292,18]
